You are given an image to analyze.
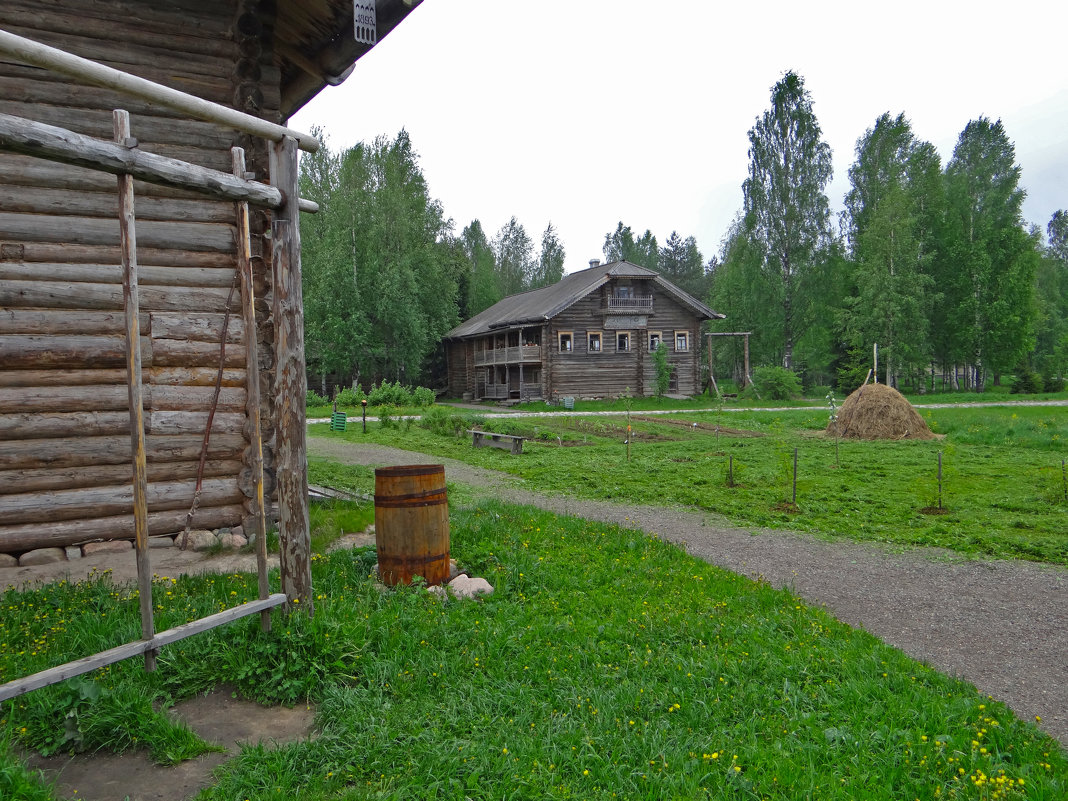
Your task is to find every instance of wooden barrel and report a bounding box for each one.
[373,464,450,586]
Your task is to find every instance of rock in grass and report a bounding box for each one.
[448,575,494,599]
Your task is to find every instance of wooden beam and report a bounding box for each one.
[0,112,283,208]
[270,135,312,613]
[234,146,271,632]
[0,594,287,703]
[114,110,156,670]
[0,29,318,152]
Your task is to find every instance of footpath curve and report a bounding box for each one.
[310,435,1068,747]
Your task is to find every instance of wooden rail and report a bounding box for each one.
[0,594,287,703]
[0,29,319,153]
[0,113,318,213]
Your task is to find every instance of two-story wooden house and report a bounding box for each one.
[445,260,723,401]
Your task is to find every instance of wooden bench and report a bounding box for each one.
[468,430,525,454]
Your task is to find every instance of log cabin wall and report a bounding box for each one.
[0,0,283,554]
[548,279,703,398]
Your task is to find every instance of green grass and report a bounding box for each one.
[3,503,1065,799]
[309,498,375,552]
[309,403,1068,565]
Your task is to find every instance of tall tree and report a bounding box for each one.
[299,130,459,387]
[742,70,833,369]
[532,222,566,288]
[1034,212,1068,376]
[603,221,636,263]
[841,113,937,386]
[632,229,659,270]
[493,217,535,296]
[940,117,1038,388]
[658,231,706,297]
[461,219,499,315]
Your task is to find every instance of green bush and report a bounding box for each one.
[751,366,803,400]
[335,386,366,407]
[412,386,436,407]
[1010,369,1043,395]
[652,342,671,397]
[306,389,329,407]
[1043,373,1066,393]
[368,380,413,407]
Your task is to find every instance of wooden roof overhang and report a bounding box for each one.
[276,0,423,117]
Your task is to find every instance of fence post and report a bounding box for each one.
[270,135,313,613]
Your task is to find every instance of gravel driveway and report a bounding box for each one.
[311,436,1068,747]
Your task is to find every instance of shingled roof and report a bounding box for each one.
[446,261,723,339]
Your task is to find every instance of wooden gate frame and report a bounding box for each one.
[705,331,753,396]
[0,29,319,702]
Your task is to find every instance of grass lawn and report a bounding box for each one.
[308,403,1068,565]
[3,503,1065,799]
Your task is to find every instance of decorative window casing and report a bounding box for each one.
[674,331,690,352]
[649,331,663,351]
[616,331,631,352]
[587,331,602,353]
[558,332,573,352]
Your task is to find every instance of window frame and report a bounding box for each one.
[648,330,663,352]
[587,331,602,354]
[616,331,632,353]
[674,330,690,352]
[558,331,573,353]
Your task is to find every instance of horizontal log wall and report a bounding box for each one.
[548,280,705,398]
[0,0,281,554]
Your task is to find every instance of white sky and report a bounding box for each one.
[292,0,1068,273]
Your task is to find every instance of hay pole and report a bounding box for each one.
[792,447,799,507]
[938,452,944,511]
[1062,458,1066,504]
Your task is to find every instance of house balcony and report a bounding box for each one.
[473,344,543,367]
[604,296,653,312]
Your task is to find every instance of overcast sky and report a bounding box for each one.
[292,0,1067,274]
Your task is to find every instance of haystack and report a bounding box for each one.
[827,383,936,440]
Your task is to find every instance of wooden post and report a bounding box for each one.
[743,333,751,389]
[233,147,271,633]
[270,135,313,613]
[114,110,156,670]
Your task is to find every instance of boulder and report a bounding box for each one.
[0,553,19,568]
[83,540,132,556]
[148,535,176,549]
[220,533,248,550]
[65,546,83,560]
[184,529,218,552]
[19,547,66,566]
[447,575,494,600]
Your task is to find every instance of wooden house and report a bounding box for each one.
[445,260,723,401]
[0,1,420,572]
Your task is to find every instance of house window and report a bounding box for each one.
[649,331,663,351]
[558,332,573,352]
[675,331,690,352]
[587,331,602,353]
[616,331,631,352]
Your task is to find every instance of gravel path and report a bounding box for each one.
[311,436,1068,747]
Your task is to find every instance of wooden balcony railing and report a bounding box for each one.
[473,344,543,366]
[605,296,653,311]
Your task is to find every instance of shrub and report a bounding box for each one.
[1010,369,1043,395]
[1043,373,1066,393]
[306,389,328,407]
[751,366,802,400]
[412,386,436,407]
[335,386,366,407]
[368,380,413,407]
[652,342,671,397]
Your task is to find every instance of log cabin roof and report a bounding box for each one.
[277,0,422,117]
[446,260,724,339]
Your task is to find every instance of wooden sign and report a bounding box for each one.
[605,315,647,329]
[354,1,377,45]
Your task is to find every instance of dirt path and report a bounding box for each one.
[310,436,1068,747]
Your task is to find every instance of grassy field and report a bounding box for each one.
[308,403,1068,565]
[3,503,1065,799]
